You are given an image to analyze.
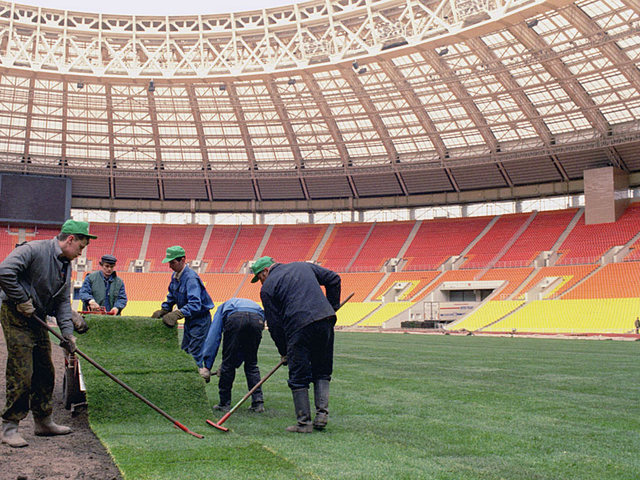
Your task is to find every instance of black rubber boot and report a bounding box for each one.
[313,379,330,431]
[285,388,312,433]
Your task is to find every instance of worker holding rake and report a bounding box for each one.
[252,256,341,433]
[152,246,213,379]
[201,297,266,413]
[0,219,96,448]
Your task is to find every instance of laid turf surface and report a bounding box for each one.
[78,317,640,479]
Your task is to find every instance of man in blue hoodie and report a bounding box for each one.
[152,246,213,379]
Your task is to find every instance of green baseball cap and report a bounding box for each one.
[250,256,274,283]
[162,245,186,263]
[60,219,97,239]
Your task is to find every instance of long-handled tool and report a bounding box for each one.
[206,291,355,432]
[206,357,285,432]
[33,314,204,439]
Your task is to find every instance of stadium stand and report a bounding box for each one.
[495,209,578,267]
[357,302,413,327]
[478,267,535,299]
[261,224,327,264]
[201,225,241,273]
[111,224,146,270]
[446,300,524,332]
[556,203,640,265]
[349,221,414,271]
[339,272,385,302]
[200,273,246,302]
[83,223,118,268]
[336,302,379,327]
[370,271,440,301]
[403,216,492,270]
[0,226,16,260]
[412,269,481,301]
[562,262,640,299]
[146,224,207,272]
[512,265,598,299]
[316,223,372,272]
[482,299,640,334]
[222,225,267,273]
[461,213,531,269]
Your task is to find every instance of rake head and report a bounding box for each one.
[206,418,229,432]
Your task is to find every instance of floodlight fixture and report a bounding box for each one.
[358,67,367,74]
[352,61,359,69]
[76,82,84,89]
[219,84,226,91]
[437,47,449,56]
[288,78,296,85]
[148,80,155,92]
[527,19,538,28]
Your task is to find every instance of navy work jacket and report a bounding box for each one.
[260,262,340,356]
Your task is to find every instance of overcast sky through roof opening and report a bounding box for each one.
[17,0,304,15]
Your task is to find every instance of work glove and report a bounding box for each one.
[88,299,101,311]
[60,334,77,353]
[16,299,35,317]
[151,308,170,319]
[162,309,184,328]
[71,310,89,334]
[199,367,211,383]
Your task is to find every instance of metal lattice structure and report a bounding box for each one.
[0,0,638,212]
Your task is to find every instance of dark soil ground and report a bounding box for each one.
[0,327,122,480]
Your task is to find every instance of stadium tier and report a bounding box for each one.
[222,225,267,273]
[349,222,415,272]
[460,213,532,269]
[146,224,207,272]
[201,225,241,273]
[110,224,146,271]
[403,217,493,270]
[316,223,372,272]
[261,224,327,264]
[446,300,525,332]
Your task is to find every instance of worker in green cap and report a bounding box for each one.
[0,219,96,448]
[152,246,214,379]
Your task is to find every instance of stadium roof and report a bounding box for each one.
[0,0,638,213]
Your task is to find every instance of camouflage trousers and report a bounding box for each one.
[1,302,54,423]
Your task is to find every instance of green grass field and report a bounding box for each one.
[79,317,640,480]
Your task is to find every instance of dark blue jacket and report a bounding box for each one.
[260,262,340,356]
[161,265,213,319]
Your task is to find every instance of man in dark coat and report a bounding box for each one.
[253,256,341,433]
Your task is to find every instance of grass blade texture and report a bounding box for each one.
[79,320,640,479]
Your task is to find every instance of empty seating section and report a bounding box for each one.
[316,223,371,272]
[146,225,207,271]
[461,214,531,269]
[83,223,118,267]
[0,227,15,260]
[262,224,326,264]
[350,222,414,271]
[340,273,385,302]
[412,269,480,302]
[497,209,577,267]
[112,224,146,269]
[336,303,379,327]
[200,274,245,301]
[562,262,640,299]
[483,299,640,333]
[404,217,492,270]
[371,271,440,301]
[202,226,240,272]
[118,272,169,301]
[447,301,524,332]
[513,265,597,299]
[234,275,264,303]
[222,225,267,273]
[556,204,640,265]
[358,302,413,327]
[477,267,534,299]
